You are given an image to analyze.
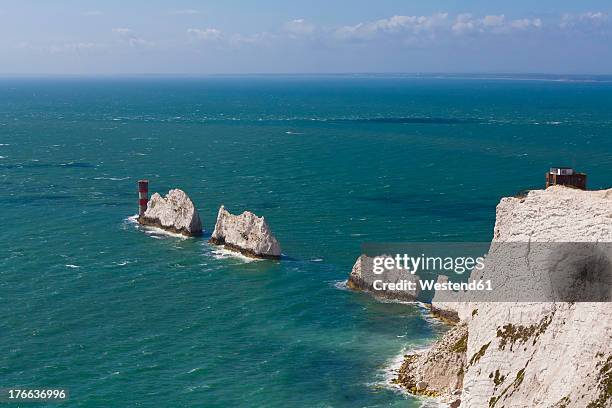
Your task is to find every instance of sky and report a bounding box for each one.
[1,0,611,74]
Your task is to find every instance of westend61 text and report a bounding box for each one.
[372,279,493,292]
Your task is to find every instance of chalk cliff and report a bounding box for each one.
[394,186,612,407]
[138,189,202,236]
[209,205,281,259]
[393,322,466,406]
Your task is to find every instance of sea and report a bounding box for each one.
[1,74,611,407]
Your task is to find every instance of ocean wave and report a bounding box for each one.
[93,176,131,181]
[332,280,348,290]
[376,343,447,407]
[333,117,478,125]
[207,245,260,263]
[124,214,188,239]
[59,162,97,168]
[24,113,481,126]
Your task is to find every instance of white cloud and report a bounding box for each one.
[510,18,542,29]
[284,19,315,36]
[112,28,130,34]
[230,32,275,46]
[49,42,97,53]
[83,10,103,16]
[14,41,100,54]
[111,28,153,47]
[335,13,448,40]
[583,11,608,22]
[170,9,201,15]
[452,13,477,34]
[561,11,608,28]
[188,28,222,41]
[482,15,505,27]
[452,13,541,35]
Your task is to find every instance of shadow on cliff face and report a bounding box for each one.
[547,243,612,302]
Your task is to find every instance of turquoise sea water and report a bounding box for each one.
[1,76,612,407]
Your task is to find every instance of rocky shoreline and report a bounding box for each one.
[392,323,466,407]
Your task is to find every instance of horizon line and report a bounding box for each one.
[1,72,612,77]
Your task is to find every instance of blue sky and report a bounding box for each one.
[1,0,611,74]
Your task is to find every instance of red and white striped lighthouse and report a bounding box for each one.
[138,179,149,217]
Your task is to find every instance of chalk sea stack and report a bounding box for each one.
[348,254,420,302]
[209,205,281,259]
[138,189,202,236]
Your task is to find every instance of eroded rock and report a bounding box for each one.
[138,189,202,236]
[393,323,467,399]
[347,254,420,301]
[209,205,281,259]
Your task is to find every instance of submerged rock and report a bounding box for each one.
[209,205,281,259]
[138,189,202,236]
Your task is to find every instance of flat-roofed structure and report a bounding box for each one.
[545,167,587,190]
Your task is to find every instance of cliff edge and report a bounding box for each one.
[397,186,612,407]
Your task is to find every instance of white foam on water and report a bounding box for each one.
[332,280,348,290]
[65,264,80,269]
[94,176,130,181]
[374,343,448,407]
[124,214,188,240]
[144,227,188,240]
[208,245,260,263]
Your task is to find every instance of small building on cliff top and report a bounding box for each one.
[545,167,587,190]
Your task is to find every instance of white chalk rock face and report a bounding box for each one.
[138,189,202,236]
[347,254,420,301]
[209,205,281,259]
[402,186,612,407]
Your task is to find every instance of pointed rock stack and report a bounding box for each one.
[209,205,281,259]
[138,189,202,236]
